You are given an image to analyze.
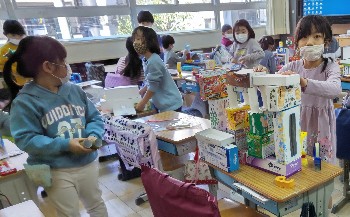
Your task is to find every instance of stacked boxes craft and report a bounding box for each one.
[247,132,275,159]
[197,69,228,100]
[226,105,250,131]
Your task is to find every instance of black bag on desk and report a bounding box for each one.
[85,62,106,87]
[336,108,350,160]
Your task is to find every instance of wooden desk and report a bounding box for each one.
[206,156,343,216]
[0,140,38,208]
[138,111,210,155]
[171,71,197,82]
[0,200,44,217]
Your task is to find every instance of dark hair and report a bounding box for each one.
[3,36,67,110]
[137,11,154,24]
[132,26,160,55]
[122,37,142,79]
[161,35,175,49]
[3,20,26,36]
[232,19,255,44]
[295,15,333,72]
[221,24,232,33]
[259,36,275,50]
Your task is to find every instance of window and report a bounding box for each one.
[178,0,211,4]
[220,0,246,3]
[220,9,266,28]
[18,15,132,39]
[14,0,127,7]
[136,0,175,5]
[152,11,215,32]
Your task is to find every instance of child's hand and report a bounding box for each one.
[253,65,269,73]
[139,87,147,97]
[69,138,94,154]
[135,102,146,112]
[238,56,247,65]
[280,70,295,75]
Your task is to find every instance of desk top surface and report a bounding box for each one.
[207,156,343,203]
[0,140,27,178]
[172,71,197,82]
[0,200,44,217]
[138,111,210,144]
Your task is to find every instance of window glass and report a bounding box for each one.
[14,0,127,8]
[136,0,174,5]
[152,11,215,32]
[220,9,266,28]
[178,0,211,4]
[18,15,132,40]
[220,0,246,3]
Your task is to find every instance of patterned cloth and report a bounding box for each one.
[103,115,160,170]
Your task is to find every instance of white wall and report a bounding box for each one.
[63,27,266,64]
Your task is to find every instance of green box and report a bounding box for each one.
[247,132,274,159]
[249,112,274,136]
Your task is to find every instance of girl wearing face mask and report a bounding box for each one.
[0,20,30,88]
[229,19,264,69]
[132,26,183,113]
[221,24,234,50]
[257,15,341,164]
[3,36,108,217]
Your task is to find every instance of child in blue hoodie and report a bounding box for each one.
[133,26,183,113]
[3,36,107,217]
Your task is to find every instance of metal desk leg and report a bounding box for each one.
[208,167,218,196]
[332,159,350,214]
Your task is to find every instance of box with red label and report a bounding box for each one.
[197,69,228,100]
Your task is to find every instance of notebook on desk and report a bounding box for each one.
[101,85,141,116]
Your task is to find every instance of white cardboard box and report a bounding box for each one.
[195,128,234,147]
[252,74,300,86]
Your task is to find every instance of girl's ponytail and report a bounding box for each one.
[3,53,21,111]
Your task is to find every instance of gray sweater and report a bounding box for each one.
[229,38,265,69]
[164,50,186,69]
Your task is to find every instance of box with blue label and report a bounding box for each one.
[199,141,239,172]
[196,129,239,172]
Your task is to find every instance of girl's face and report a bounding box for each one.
[235,26,248,35]
[133,30,148,55]
[297,25,325,48]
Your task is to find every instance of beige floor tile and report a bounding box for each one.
[137,207,154,217]
[103,177,144,197]
[104,198,136,217]
[119,191,150,212]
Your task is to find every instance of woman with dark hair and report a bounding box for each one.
[105,37,144,87]
[132,26,182,113]
[258,36,277,73]
[229,19,264,68]
[3,36,107,216]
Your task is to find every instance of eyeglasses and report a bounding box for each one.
[50,62,68,69]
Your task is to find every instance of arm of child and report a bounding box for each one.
[136,90,154,112]
[303,64,342,99]
[10,100,72,155]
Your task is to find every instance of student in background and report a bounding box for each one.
[323,36,341,60]
[133,26,183,113]
[0,20,30,101]
[230,19,264,69]
[221,24,234,50]
[162,35,188,69]
[258,36,277,73]
[137,10,164,60]
[4,36,107,216]
[105,37,144,87]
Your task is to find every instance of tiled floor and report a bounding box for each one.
[37,158,350,217]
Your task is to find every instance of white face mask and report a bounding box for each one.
[235,33,248,44]
[300,44,324,62]
[225,34,234,40]
[51,63,72,84]
[8,38,21,45]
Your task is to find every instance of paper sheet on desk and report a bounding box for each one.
[0,143,24,160]
[233,183,269,204]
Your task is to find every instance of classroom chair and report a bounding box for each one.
[332,108,350,213]
[103,115,192,205]
[141,166,268,217]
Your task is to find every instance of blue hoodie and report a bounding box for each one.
[144,53,183,112]
[10,81,103,168]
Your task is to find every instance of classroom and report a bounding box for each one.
[0,0,350,216]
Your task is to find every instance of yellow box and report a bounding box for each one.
[226,105,250,131]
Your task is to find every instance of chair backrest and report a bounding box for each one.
[141,166,221,217]
[336,108,350,160]
[103,115,160,170]
[104,72,132,88]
